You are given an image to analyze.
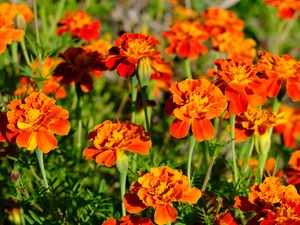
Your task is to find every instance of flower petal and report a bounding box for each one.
[48,119,70,136]
[126,139,152,155]
[154,205,177,225]
[181,187,202,204]
[192,118,214,142]
[16,131,37,150]
[123,193,147,214]
[37,131,58,153]
[169,119,190,139]
[95,150,116,167]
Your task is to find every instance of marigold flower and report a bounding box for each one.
[57,10,100,41]
[123,166,201,225]
[0,3,33,23]
[165,79,227,141]
[234,176,300,224]
[264,0,300,19]
[275,105,300,148]
[257,51,300,101]
[209,58,267,115]
[216,212,238,225]
[163,20,209,60]
[234,107,286,142]
[286,150,300,186]
[0,112,17,143]
[171,4,197,21]
[83,120,151,167]
[14,57,66,99]
[102,215,154,225]
[6,92,70,153]
[106,33,163,78]
[53,47,106,92]
[246,157,283,177]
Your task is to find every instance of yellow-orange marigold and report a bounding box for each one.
[165,79,227,142]
[286,150,300,186]
[83,120,151,167]
[265,0,300,19]
[6,92,70,153]
[123,166,201,225]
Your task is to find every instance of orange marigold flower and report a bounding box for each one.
[257,51,300,101]
[209,58,267,115]
[234,107,286,142]
[102,215,154,225]
[6,92,70,153]
[106,33,163,78]
[53,47,106,92]
[264,0,300,19]
[275,105,300,148]
[57,10,100,41]
[163,20,208,60]
[0,3,33,23]
[123,166,201,225]
[82,39,112,55]
[200,7,244,38]
[216,212,238,225]
[234,176,300,225]
[289,150,300,171]
[83,120,151,167]
[165,79,227,141]
[171,4,197,21]
[286,150,300,186]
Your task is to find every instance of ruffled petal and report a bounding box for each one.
[48,119,70,136]
[180,187,202,204]
[169,119,190,139]
[16,131,37,150]
[123,193,147,214]
[154,205,177,225]
[36,131,58,153]
[192,118,214,142]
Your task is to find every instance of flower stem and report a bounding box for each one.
[230,114,238,183]
[130,76,138,123]
[272,97,280,114]
[140,86,150,131]
[117,153,129,217]
[201,154,217,192]
[184,59,192,79]
[187,135,196,183]
[119,170,127,216]
[35,149,48,189]
[20,38,31,66]
[33,0,43,76]
[257,152,268,183]
[242,136,255,174]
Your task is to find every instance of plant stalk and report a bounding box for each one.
[35,149,49,189]
[230,114,238,183]
[187,135,196,183]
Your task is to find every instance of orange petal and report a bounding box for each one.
[123,193,147,214]
[287,80,300,101]
[102,218,118,225]
[95,150,116,167]
[117,60,136,78]
[181,187,201,204]
[48,119,70,136]
[82,146,102,160]
[36,131,58,153]
[169,119,190,139]
[126,139,152,155]
[154,205,177,225]
[16,131,37,150]
[192,118,214,142]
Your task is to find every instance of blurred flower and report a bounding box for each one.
[123,166,201,225]
[234,176,300,224]
[170,0,197,22]
[246,157,283,177]
[0,112,17,144]
[234,107,286,142]
[163,20,208,60]
[83,120,151,167]
[14,57,66,99]
[57,10,100,41]
[82,39,112,56]
[6,92,70,153]
[102,215,154,225]
[264,0,300,19]
[165,79,227,141]
[257,51,300,101]
[209,58,267,115]
[106,33,163,78]
[215,212,238,225]
[53,47,106,92]
[286,150,300,186]
[275,105,300,148]
[0,3,33,23]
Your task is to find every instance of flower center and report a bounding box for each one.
[126,39,155,58]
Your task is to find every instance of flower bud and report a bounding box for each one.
[15,14,27,30]
[255,132,271,155]
[10,170,20,182]
[137,57,152,88]
[116,151,129,173]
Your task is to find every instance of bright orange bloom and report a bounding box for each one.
[123,166,201,225]
[163,20,208,60]
[235,108,286,142]
[234,176,300,224]
[102,215,154,225]
[14,57,66,99]
[209,58,267,115]
[83,120,151,167]
[171,5,197,21]
[165,79,227,142]
[200,7,244,38]
[6,92,70,153]
[264,0,300,19]
[216,212,238,225]
[54,47,106,92]
[286,150,300,186]
[57,10,100,41]
[106,33,163,78]
[82,39,112,55]
[0,3,33,23]
[289,150,300,171]
[257,51,300,101]
[275,105,300,148]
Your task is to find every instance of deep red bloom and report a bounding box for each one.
[102,215,154,225]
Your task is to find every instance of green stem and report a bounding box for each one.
[187,135,196,183]
[20,38,31,66]
[130,76,138,123]
[11,42,19,65]
[184,59,192,79]
[49,0,66,36]
[257,152,268,183]
[201,155,217,192]
[33,0,43,79]
[230,114,238,183]
[119,170,127,216]
[35,149,48,189]
[242,136,255,174]
[140,86,150,131]
[272,97,280,113]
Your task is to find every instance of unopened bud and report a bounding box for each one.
[10,170,20,182]
[138,57,152,88]
[255,132,271,155]
[116,151,129,173]
[15,14,27,30]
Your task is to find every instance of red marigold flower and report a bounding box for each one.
[275,105,300,148]
[234,176,300,224]
[57,10,100,41]
[6,92,70,153]
[264,0,300,19]
[209,58,267,115]
[102,215,154,225]
[53,47,106,92]
[257,51,300,101]
[215,212,238,225]
[234,107,286,142]
[83,120,151,167]
[0,112,17,143]
[123,166,201,225]
[106,33,163,78]
[163,20,208,60]
[165,79,227,141]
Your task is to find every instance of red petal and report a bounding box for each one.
[192,118,214,142]
[117,61,136,78]
[169,119,190,139]
[123,193,147,213]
